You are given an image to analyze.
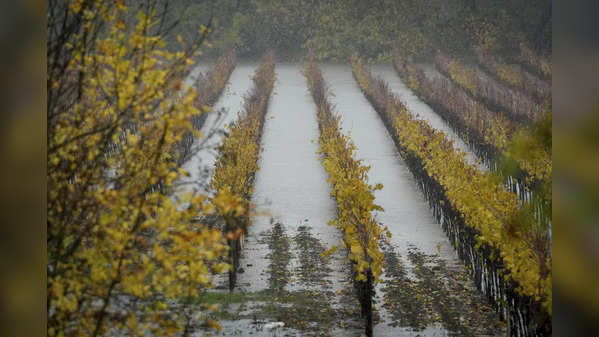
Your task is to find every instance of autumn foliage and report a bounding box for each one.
[475,49,551,105]
[351,54,551,324]
[211,52,276,288]
[48,1,237,336]
[434,51,546,125]
[392,49,552,230]
[304,56,389,336]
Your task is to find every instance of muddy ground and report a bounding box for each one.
[193,222,363,337]
[191,222,505,337]
[378,242,505,336]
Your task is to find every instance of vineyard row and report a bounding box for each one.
[176,50,237,166]
[351,53,551,336]
[434,51,547,125]
[210,52,276,290]
[392,50,551,229]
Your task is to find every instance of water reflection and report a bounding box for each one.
[238,64,339,293]
[371,64,484,170]
[322,64,503,336]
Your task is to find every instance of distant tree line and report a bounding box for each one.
[170,0,551,61]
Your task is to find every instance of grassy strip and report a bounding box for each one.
[210,51,276,289]
[303,56,388,337]
[351,53,551,335]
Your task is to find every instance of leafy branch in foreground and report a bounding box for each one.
[47,1,235,336]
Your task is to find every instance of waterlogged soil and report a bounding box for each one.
[293,225,332,287]
[263,222,292,292]
[195,219,504,337]
[236,64,339,294]
[197,223,362,337]
[379,242,504,336]
[322,64,506,336]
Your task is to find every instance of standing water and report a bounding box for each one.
[370,64,485,170]
[192,64,505,337]
[239,63,340,293]
[322,64,504,336]
[210,64,363,336]
[177,63,257,197]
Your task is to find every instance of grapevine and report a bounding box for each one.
[352,53,551,334]
[304,56,388,337]
[211,51,276,290]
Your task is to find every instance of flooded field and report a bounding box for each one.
[178,63,257,197]
[195,64,363,336]
[323,65,504,336]
[47,4,553,337]
[370,64,484,170]
[190,64,506,336]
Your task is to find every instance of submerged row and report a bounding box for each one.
[193,60,512,336]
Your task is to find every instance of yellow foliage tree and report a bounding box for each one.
[48,1,234,336]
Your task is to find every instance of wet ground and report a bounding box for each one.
[189,64,506,336]
[370,64,485,170]
[236,64,340,293]
[177,63,258,197]
[324,64,504,336]
[195,222,363,337]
